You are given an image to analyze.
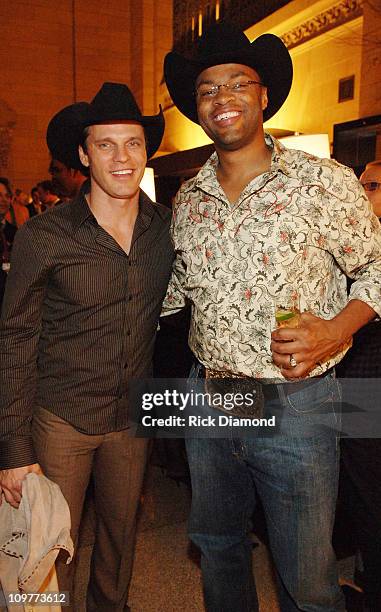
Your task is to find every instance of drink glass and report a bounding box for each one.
[274,289,300,329]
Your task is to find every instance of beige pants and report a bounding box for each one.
[32,407,148,612]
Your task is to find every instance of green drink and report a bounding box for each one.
[274,290,300,328]
[275,307,300,328]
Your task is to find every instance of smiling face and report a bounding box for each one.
[78,122,147,203]
[195,63,268,152]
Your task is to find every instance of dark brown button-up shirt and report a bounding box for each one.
[0,186,174,469]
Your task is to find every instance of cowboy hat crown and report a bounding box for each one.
[47,82,164,170]
[194,21,257,63]
[164,22,293,124]
[84,82,152,125]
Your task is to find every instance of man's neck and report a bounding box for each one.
[87,184,139,226]
[215,138,272,205]
[86,186,140,256]
[86,181,140,229]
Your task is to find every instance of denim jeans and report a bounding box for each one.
[186,366,345,612]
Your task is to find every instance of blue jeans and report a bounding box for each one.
[186,366,345,612]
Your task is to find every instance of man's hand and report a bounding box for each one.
[0,463,42,509]
[271,299,376,379]
[271,312,350,380]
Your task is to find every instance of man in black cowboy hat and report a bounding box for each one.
[0,83,174,611]
[48,158,87,201]
[163,22,381,611]
[47,105,87,201]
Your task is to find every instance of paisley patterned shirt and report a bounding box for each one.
[163,134,381,379]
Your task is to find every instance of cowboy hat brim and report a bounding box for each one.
[47,102,164,172]
[164,33,293,124]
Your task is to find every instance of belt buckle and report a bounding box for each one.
[204,369,264,418]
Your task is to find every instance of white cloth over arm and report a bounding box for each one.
[0,473,73,611]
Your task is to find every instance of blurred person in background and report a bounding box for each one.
[47,105,87,201]
[27,186,42,217]
[36,179,62,210]
[0,177,17,307]
[13,189,30,208]
[48,158,86,201]
[360,161,381,218]
[336,160,381,612]
[5,187,29,227]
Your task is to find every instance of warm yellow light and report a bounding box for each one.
[140,167,156,201]
[161,105,212,152]
[279,134,331,158]
[215,0,220,20]
[198,11,202,37]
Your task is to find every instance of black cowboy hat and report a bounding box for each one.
[164,22,293,124]
[47,82,164,171]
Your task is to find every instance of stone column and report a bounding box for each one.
[0,100,16,177]
[129,0,173,116]
[359,0,381,120]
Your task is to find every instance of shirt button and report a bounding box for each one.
[123,362,128,369]
[126,330,131,336]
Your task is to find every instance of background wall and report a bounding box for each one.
[1,0,379,191]
[359,0,381,120]
[0,0,172,192]
[266,19,362,139]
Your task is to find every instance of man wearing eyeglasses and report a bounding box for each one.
[163,22,381,612]
[361,161,381,218]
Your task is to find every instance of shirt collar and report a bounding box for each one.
[70,180,94,231]
[70,179,165,232]
[182,132,298,196]
[265,133,297,178]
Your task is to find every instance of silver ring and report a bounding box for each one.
[289,354,297,368]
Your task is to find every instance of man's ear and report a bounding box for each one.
[78,145,89,168]
[261,86,268,111]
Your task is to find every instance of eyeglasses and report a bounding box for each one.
[196,80,264,99]
[361,181,381,192]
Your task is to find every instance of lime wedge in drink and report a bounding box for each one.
[275,309,296,323]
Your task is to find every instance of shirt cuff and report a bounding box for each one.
[0,437,37,469]
[349,284,381,318]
